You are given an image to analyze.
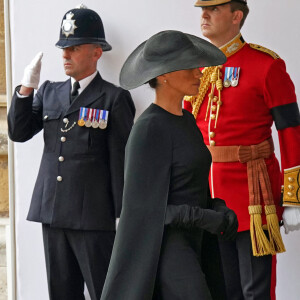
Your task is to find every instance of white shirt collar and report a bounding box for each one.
[71,70,98,95]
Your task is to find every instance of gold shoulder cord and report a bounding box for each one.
[184,66,223,126]
[249,43,280,60]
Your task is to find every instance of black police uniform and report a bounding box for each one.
[7,7,135,300]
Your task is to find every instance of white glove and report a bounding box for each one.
[282,207,300,234]
[21,52,43,89]
[116,218,120,230]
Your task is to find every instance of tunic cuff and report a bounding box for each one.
[283,165,300,206]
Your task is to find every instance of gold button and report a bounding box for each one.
[288,177,295,183]
[287,192,294,197]
[211,105,217,111]
[217,100,223,106]
[58,156,64,162]
[57,176,63,182]
[210,140,216,146]
[213,96,218,102]
[63,118,69,124]
[209,132,216,138]
[288,185,295,191]
[210,114,216,120]
[61,137,66,142]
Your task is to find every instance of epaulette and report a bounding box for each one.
[249,43,280,59]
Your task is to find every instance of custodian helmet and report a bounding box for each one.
[55,5,112,51]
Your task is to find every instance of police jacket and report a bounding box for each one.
[8,73,135,231]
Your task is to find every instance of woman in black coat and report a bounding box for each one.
[101,30,238,300]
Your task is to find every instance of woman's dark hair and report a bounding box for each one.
[230,3,249,29]
[148,78,158,89]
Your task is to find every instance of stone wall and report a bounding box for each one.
[0,0,6,94]
[0,0,8,218]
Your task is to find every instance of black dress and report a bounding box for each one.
[101,104,225,300]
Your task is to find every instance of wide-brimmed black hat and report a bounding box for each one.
[194,0,247,7]
[119,30,226,90]
[55,5,112,51]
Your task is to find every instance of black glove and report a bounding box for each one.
[221,210,238,241]
[165,204,228,236]
[211,198,238,241]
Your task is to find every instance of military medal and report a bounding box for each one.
[99,120,107,129]
[99,110,109,129]
[231,67,240,87]
[85,108,92,127]
[78,107,86,126]
[223,67,240,87]
[223,67,233,88]
[224,79,231,88]
[92,109,99,128]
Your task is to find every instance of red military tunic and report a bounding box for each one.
[184,34,300,233]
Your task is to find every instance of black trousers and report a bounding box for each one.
[42,224,115,300]
[218,230,272,300]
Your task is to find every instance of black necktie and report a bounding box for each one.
[70,81,80,103]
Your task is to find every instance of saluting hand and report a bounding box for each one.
[20,52,43,95]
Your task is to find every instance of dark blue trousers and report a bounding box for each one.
[42,224,115,300]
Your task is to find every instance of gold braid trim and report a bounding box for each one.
[184,67,218,119]
[249,43,280,60]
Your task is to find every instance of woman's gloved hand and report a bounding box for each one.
[165,204,228,236]
[211,198,238,241]
[221,209,238,241]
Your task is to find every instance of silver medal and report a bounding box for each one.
[92,121,99,128]
[224,79,231,88]
[99,120,107,129]
[85,120,92,127]
[231,79,238,87]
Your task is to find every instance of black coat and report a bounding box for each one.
[8,73,135,230]
[101,104,226,300]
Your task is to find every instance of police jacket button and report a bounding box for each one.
[44,115,48,120]
[57,176,63,182]
[58,156,64,162]
[61,136,66,142]
[63,118,69,124]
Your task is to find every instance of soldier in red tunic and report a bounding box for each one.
[184,1,300,299]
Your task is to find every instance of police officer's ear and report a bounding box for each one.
[232,9,243,26]
[93,45,103,61]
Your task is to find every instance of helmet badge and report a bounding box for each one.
[61,12,77,38]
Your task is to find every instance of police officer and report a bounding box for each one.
[184,0,300,299]
[8,5,135,300]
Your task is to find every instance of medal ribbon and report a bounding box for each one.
[95,109,100,122]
